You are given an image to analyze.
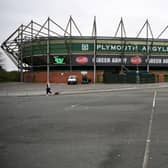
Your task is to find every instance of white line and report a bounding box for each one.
[71,104,79,108]
[142,90,157,168]
[152,91,157,108]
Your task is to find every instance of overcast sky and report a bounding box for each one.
[1,0,168,70]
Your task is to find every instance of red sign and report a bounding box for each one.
[75,56,88,65]
[130,56,142,65]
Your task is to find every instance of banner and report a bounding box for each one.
[72,55,168,67]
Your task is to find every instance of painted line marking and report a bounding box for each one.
[142,90,157,168]
[71,104,79,108]
[152,90,157,108]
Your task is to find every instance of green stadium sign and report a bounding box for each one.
[22,38,168,57]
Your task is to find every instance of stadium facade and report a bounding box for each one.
[1,17,168,83]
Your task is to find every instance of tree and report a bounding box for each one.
[0,50,5,70]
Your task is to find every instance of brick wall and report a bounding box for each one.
[24,71,104,83]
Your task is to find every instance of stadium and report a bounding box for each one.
[1,17,168,83]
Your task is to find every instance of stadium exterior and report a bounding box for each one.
[1,17,168,83]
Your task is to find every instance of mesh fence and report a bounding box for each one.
[104,71,156,84]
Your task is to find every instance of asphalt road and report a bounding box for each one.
[0,88,168,168]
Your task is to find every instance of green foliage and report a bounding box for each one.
[0,70,20,82]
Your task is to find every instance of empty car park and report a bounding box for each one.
[0,83,168,168]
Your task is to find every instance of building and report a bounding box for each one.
[1,17,168,83]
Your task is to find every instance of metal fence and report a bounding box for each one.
[104,72,156,84]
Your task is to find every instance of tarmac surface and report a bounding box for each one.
[0,83,168,168]
[0,82,168,96]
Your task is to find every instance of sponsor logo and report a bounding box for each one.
[53,56,65,64]
[130,56,142,65]
[75,56,88,64]
[81,44,89,51]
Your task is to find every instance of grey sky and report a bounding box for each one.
[0,0,168,70]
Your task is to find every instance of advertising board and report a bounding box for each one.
[72,55,168,66]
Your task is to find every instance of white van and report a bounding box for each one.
[67,75,78,85]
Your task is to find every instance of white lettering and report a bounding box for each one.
[132,46,136,51]
[97,44,102,50]
[163,59,168,64]
[157,47,162,52]
[95,44,168,53]
[116,45,122,51]
[110,45,117,51]
[149,58,162,64]
[162,46,168,52]
[111,58,122,63]
[96,57,111,63]
[106,45,110,50]
[123,58,127,64]
[142,46,147,52]
[102,45,106,51]
[152,46,157,52]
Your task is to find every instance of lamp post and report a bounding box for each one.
[47,18,50,85]
[131,56,142,84]
[93,16,97,84]
[93,37,96,84]
[136,64,140,84]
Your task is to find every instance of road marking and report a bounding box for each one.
[142,90,157,168]
[71,104,79,108]
[152,90,157,108]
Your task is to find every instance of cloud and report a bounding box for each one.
[1,0,168,70]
